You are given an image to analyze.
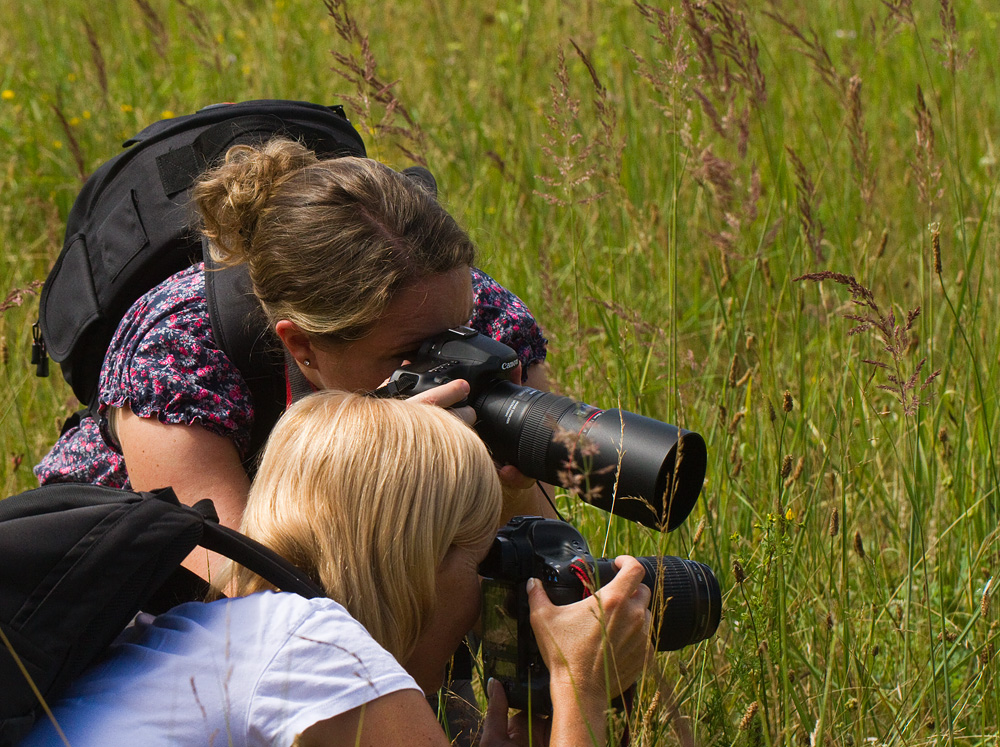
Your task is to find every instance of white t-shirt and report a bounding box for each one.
[22,591,420,746]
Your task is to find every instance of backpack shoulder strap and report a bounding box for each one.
[142,494,322,612]
[203,241,287,474]
[182,495,322,599]
[1,483,324,741]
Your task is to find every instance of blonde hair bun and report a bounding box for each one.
[192,139,475,342]
[195,138,318,265]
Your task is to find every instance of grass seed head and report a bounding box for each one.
[784,456,805,488]
[979,642,994,668]
[877,228,889,258]
[728,410,745,435]
[640,689,662,735]
[731,455,743,477]
[693,515,706,545]
[732,559,747,583]
[739,701,759,731]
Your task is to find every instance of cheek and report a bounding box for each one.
[322,355,401,392]
[453,576,482,635]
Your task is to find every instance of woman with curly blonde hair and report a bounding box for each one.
[37,139,554,579]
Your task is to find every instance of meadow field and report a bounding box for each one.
[2,0,999,744]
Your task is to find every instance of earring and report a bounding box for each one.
[303,359,311,367]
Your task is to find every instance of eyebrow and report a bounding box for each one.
[391,289,475,353]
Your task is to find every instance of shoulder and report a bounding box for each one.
[142,262,206,308]
[98,262,255,452]
[231,592,404,679]
[121,262,207,328]
[229,593,422,745]
[158,591,363,642]
[102,262,211,367]
[469,267,548,373]
[23,592,409,747]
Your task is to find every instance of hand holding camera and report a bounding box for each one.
[528,555,653,702]
[478,560,651,747]
[479,516,721,714]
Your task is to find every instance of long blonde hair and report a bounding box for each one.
[231,391,502,661]
[192,139,476,341]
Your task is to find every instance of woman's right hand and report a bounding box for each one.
[527,555,652,736]
[403,378,477,425]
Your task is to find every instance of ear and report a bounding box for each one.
[274,320,315,367]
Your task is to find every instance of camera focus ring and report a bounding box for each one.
[516,394,578,479]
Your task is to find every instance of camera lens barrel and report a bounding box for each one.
[473,382,708,530]
[596,555,721,651]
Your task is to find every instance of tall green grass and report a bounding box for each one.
[2,0,999,744]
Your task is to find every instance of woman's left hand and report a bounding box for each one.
[480,679,551,747]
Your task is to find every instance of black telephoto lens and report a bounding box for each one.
[596,556,721,650]
[473,381,708,531]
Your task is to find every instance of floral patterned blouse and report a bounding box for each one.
[34,264,547,488]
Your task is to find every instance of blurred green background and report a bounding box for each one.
[3,1,999,743]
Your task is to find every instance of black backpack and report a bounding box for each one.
[35,99,367,417]
[0,483,324,746]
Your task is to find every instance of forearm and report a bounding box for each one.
[500,481,559,522]
[528,559,653,747]
[548,679,609,747]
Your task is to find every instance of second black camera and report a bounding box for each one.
[478,516,721,713]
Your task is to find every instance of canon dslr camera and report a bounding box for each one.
[478,516,721,713]
[376,326,707,530]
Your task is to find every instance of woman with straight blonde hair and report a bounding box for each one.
[24,392,652,747]
[234,391,504,667]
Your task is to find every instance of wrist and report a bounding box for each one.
[548,673,608,717]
